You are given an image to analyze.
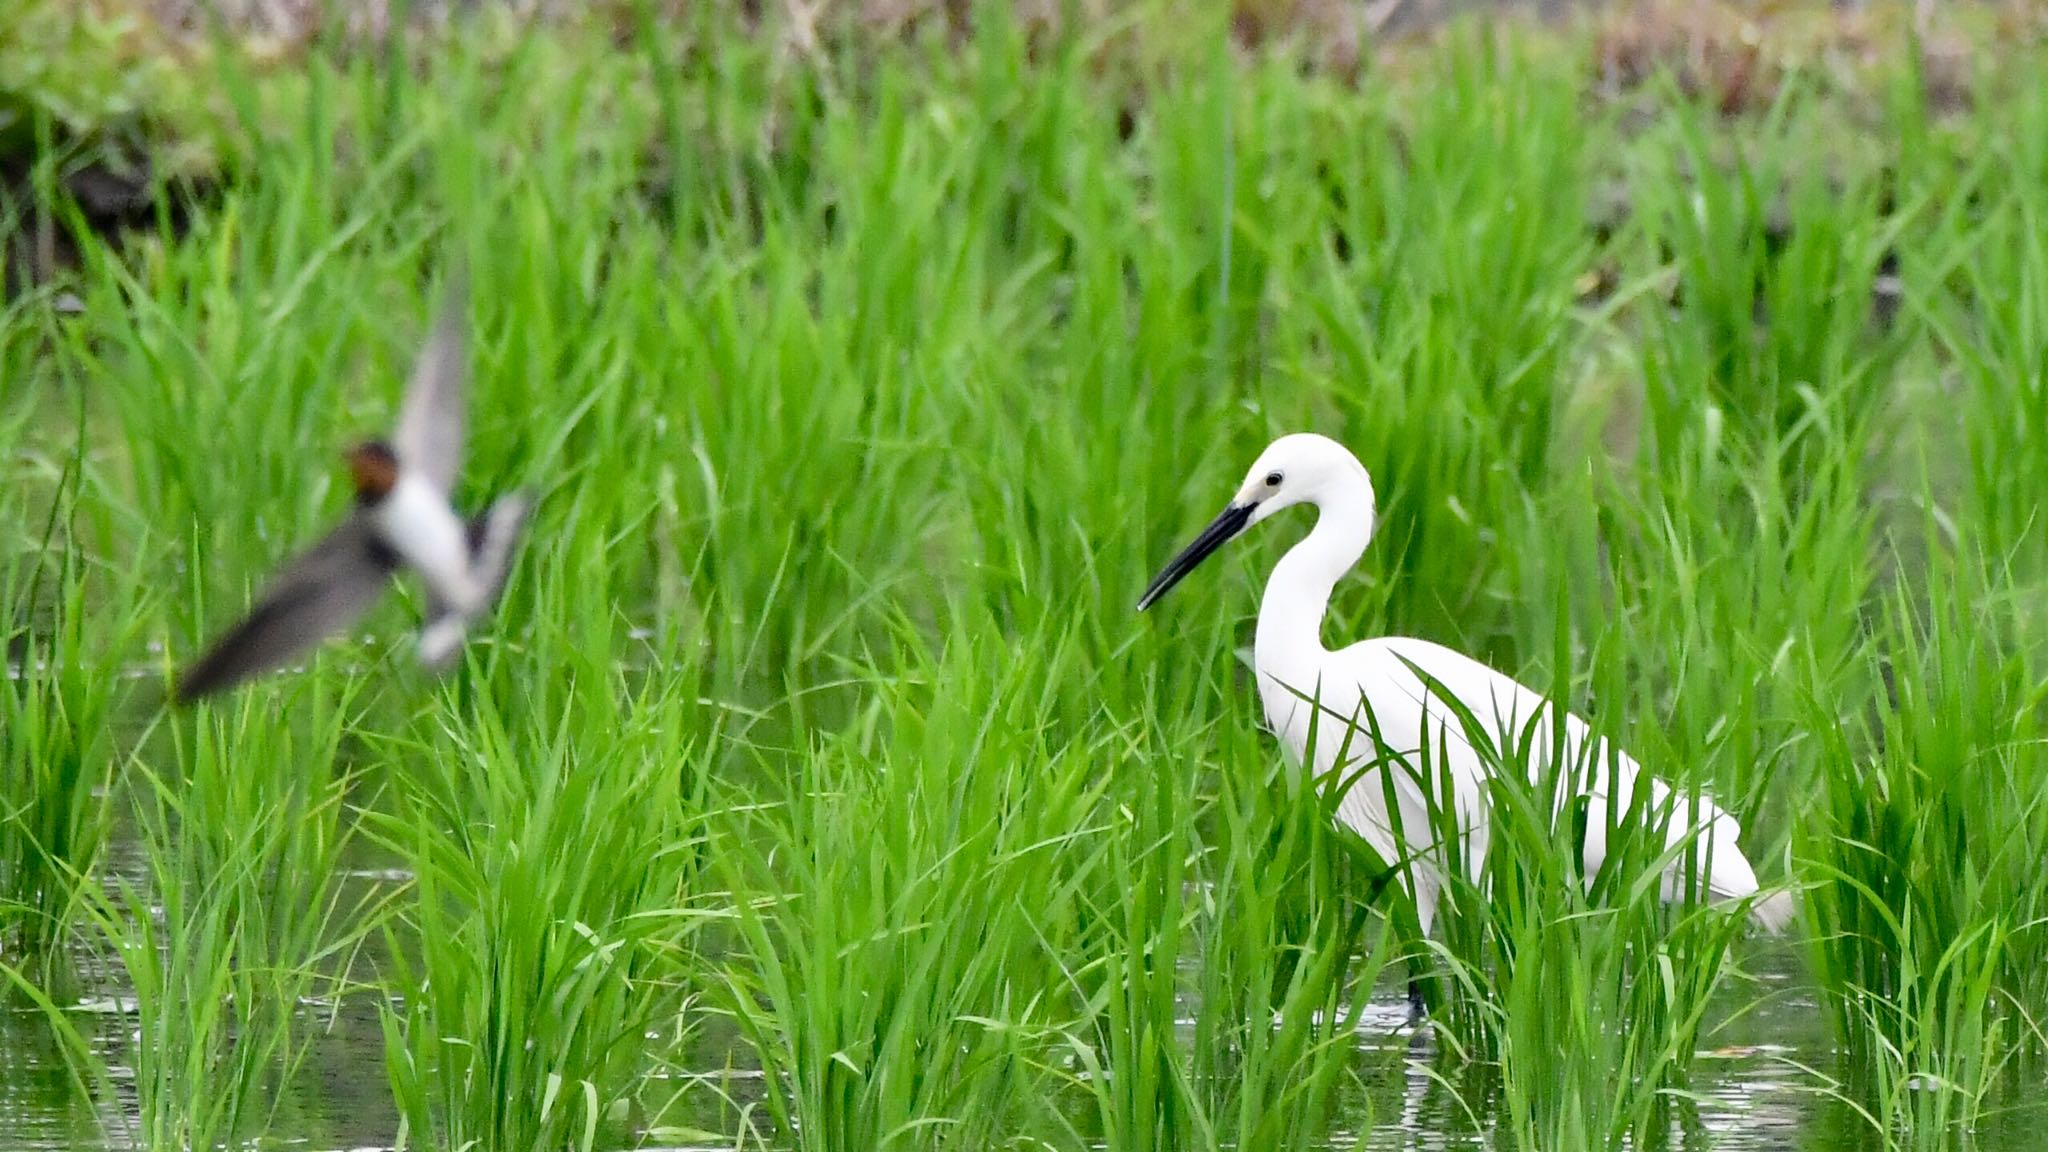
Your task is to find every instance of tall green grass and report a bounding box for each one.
[79,688,375,1149]
[7,8,2048,1150]
[1,294,145,993]
[373,671,702,1152]
[1799,549,2048,1137]
[1,551,124,985]
[707,614,1103,1149]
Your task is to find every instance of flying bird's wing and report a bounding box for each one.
[175,516,400,702]
[466,490,532,604]
[391,275,469,495]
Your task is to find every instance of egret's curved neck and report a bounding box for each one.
[1255,475,1375,667]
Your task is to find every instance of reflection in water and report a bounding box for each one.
[7,927,2048,1150]
[0,1006,102,1150]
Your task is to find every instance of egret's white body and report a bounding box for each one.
[1142,433,1792,935]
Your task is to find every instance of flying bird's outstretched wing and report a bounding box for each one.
[175,517,400,702]
[416,491,533,669]
[467,491,532,603]
[392,275,469,495]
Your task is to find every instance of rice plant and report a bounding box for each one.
[372,668,706,1152]
[78,686,376,1149]
[1,301,142,992]
[707,611,1112,1150]
[1800,545,2048,1138]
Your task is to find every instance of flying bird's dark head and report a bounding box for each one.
[345,441,400,504]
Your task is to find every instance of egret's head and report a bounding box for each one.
[1230,433,1373,526]
[1137,433,1372,612]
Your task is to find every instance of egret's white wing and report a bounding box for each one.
[1257,643,1492,935]
[1322,636,1769,924]
[392,278,468,495]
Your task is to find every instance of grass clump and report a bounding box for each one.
[0,554,124,986]
[374,671,705,1152]
[1,320,144,992]
[1091,696,1385,1152]
[708,613,1113,1149]
[79,688,375,1148]
[1800,556,2048,1137]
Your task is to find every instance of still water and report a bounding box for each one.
[4,871,2042,1151]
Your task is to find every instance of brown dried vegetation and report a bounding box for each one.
[5,1,2044,296]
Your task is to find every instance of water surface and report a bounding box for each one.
[12,924,2041,1152]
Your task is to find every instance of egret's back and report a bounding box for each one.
[1255,634,1775,932]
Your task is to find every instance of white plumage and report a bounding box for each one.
[376,475,477,610]
[1141,432,1792,935]
[377,463,531,669]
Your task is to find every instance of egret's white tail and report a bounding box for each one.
[1746,889,1798,934]
[1686,804,1796,934]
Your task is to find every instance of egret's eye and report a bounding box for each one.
[1264,471,1284,488]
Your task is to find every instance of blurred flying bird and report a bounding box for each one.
[175,281,530,702]
[1137,433,1794,963]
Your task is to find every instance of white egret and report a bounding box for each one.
[1138,433,1794,952]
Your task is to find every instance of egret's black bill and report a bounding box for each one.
[1137,502,1255,611]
